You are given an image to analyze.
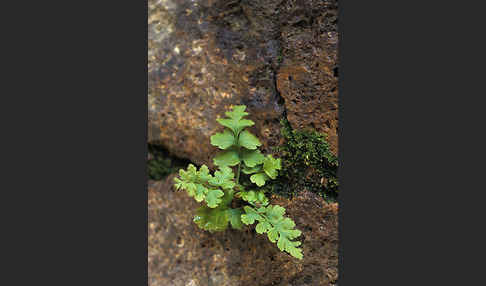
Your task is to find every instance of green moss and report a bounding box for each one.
[266,118,339,202]
[147,144,187,180]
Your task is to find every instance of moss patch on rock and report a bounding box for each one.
[266,118,339,202]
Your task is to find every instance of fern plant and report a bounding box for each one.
[174,105,303,259]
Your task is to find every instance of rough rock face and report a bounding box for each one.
[148,0,285,167]
[276,0,339,155]
[148,175,338,286]
[148,0,339,166]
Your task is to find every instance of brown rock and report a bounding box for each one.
[148,174,339,286]
[148,0,285,167]
[148,0,339,166]
[276,0,339,155]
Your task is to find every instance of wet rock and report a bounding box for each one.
[148,174,339,286]
[148,0,339,166]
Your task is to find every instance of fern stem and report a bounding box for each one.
[235,130,242,185]
[236,162,241,184]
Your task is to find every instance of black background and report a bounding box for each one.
[1,0,484,284]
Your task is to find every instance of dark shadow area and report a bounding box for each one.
[147,144,191,180]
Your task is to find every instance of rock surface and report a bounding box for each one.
[276,0,339,155]
[148,0,339,166]
[148,174,338,286]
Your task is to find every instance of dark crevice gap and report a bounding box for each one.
[147,143,192,180]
